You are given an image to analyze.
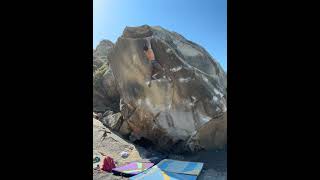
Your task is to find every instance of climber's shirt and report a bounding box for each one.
[145,48,155,61]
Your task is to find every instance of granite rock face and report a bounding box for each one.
[108,25,227,152]
[93,40,120,112]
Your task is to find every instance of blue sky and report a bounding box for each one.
[93,0,227,71]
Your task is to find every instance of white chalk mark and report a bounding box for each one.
[202,75,209,82]
[212,96,218,102]
[137,99,142,106]
[213,88,224,98]
[198,113,211,123]
[178,77,192,83]
[170,66,182,72]
[145,98,152,107]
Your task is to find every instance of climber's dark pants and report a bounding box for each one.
[151,60,163,79]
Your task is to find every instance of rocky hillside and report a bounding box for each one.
[93,25,227,153]
[93,40,120,112]
[93,40,114,71]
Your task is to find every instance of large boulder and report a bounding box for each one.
[109,25,227,152]
[93,40,120,112]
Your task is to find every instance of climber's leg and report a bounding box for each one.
[148,60,167,87]
[147,60,157,87]
[150,60,161,79]
[147,65,154,87]
[152,60,164,78]
[153,61,174,82]
[152,60,163,72]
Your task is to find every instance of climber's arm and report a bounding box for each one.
[145,36,152,48]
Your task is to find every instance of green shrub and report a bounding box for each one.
[93,63,109,90]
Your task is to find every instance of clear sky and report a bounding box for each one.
[93,0,227,71]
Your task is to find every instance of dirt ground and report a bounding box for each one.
[93,118,226,180]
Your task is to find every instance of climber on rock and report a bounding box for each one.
[143,38,165,87]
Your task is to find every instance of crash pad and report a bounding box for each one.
[129,159,204,180]
[112,162,154,176]
[156,159,204,176]
[129,165,197,180]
